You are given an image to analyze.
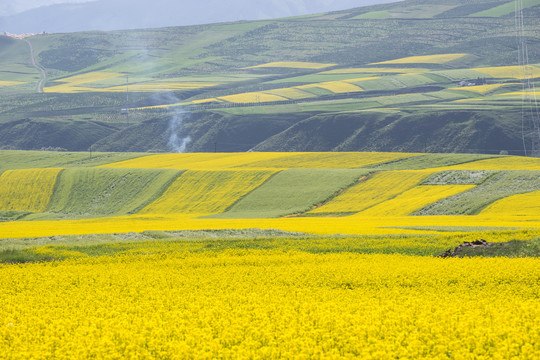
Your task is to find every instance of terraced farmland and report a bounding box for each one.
[212,169,368,219]
[0,150,539,239]
[309,170,435,215]
[2,0,539,357]
[44,168,183,218]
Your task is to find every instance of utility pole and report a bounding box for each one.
[126,75,129,124]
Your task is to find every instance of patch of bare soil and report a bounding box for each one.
[438,239,497,258]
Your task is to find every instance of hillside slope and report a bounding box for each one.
[2,151,540,238]
[0,0,539,155]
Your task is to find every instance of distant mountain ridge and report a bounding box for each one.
[0,0,399,34]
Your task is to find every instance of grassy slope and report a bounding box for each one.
[40,168,182,218]
[211,168,370,218]
[0,150,147,170]
[373,153,500,170]
[0,0,538,153]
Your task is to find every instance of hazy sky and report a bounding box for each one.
[0,0,94,16]
[1,0,401,33]
[1,0,397,17]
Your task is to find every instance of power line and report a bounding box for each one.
[516,0,540,156]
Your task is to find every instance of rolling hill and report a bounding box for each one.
[0,0,539,155]
[2,150,540,237]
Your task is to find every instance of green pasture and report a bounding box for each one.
[469,0,540,17]
[1,228,539,263]
[373,153,498,170]
[0,150,146,171]
[0,37,39,83]
[430,69,489,82]
[354,4,456,19]
[266,73,374,84]
[211,169,369,218]
[422,170,493,185]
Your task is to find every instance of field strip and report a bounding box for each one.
[447,83,513,94]
[139,170,276,216]
[212,169,369,219]
[244,61,336,69]
[432,156,540,170]
[320,68,429,75]
[0,80,27,87]
[480,189,540,216]
[44,168,183,217]
[1,214,540,239]
[219,92,288,103]
[0,168,62,212]
[101,152,293,169]
[370,53,468,65]
[44,72,124,93]
[471,65,540,80]
[234,152,418,169]
[101,152,420,170]
[354,185,475,216]
[310,170,435,214]
[413,171,540,216]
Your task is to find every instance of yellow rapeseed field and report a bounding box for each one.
[140,170,276,216]
[1,152,539,359]
[480,189,540,216]
[298,81,364,93]
[0,81,26,86]
[321,68,429,75]
[245,61,337,69]
[0,168,62,212]
[497,90,538,98]
[448,83,512,94]
[103,152,291,170]
[192,98,222,104]
[264,88,316,100]
[106,82,219,92]
[104,152,418,170]
[472,65,540,80]
[234,152,417,169]
[439,156,540,171]
[3,212,540,239]
[342,76,381,83]
[44,72,123,93]
[219,92,288,103]
[0,251,538,359]
[371,53,468,65]
[355,185,475,216]
[310,171,434,214]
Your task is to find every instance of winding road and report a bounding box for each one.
[24,38,47,93]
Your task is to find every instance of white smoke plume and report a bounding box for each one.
[167,110,191,153]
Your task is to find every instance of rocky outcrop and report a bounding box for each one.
[438,239,496,258]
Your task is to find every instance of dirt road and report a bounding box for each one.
[24,38,47,93]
